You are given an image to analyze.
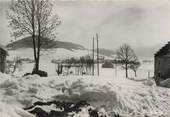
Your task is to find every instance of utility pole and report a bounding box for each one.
[148,70,150,79]
[96,33,99,76]
[115,59,117,78]
[92,36,95,76]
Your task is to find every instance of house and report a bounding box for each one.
[154,42,170,84]
[0,44,8,73]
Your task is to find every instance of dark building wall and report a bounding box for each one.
[0,48,7,73]
[155,56,161,84]
[154,42,170,84]
[154,55,170,84]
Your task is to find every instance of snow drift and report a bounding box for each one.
[0,73,169,117]
[0,101,34,117]
[160,78,170,88]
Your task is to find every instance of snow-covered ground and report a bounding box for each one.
[0,101,34,117]
[8,48,154,79]
[8,48,113,61]
[2,48,169,117]
[13,61,154,80]
[8,48,92,61]
[0,68,170,117]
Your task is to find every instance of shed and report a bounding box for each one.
[0,44,8,73]
[154,42,170,84]
[102,61,114,68]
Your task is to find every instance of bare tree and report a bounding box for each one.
[116,44,138,78]
[7,0,60,73]
[130,57,140,77]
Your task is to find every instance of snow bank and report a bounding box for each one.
[0,102,34,117]
[160,78,170,88]
[53,78,169,117]
[143,78,156,86]
[0,73,169,117]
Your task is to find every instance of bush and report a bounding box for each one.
[102,61,114,68]
[23,70,48,77]
[32,70,48,77]
[23,73,32,77]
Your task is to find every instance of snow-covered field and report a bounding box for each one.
[14,61,154,80]
[8,48,91,61]
[8,48,154,78]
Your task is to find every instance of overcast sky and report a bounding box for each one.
[1,0,170,51]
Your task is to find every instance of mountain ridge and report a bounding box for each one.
[6,36,85,51]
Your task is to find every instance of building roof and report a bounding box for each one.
[154,42,170,57]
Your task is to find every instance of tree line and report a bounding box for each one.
[52,55,94,76]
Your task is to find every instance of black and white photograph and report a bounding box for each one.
[0,0,170,116]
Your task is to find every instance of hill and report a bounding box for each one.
[6,36,85,51]
[94,48,115,57]
[6,37,117,60]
